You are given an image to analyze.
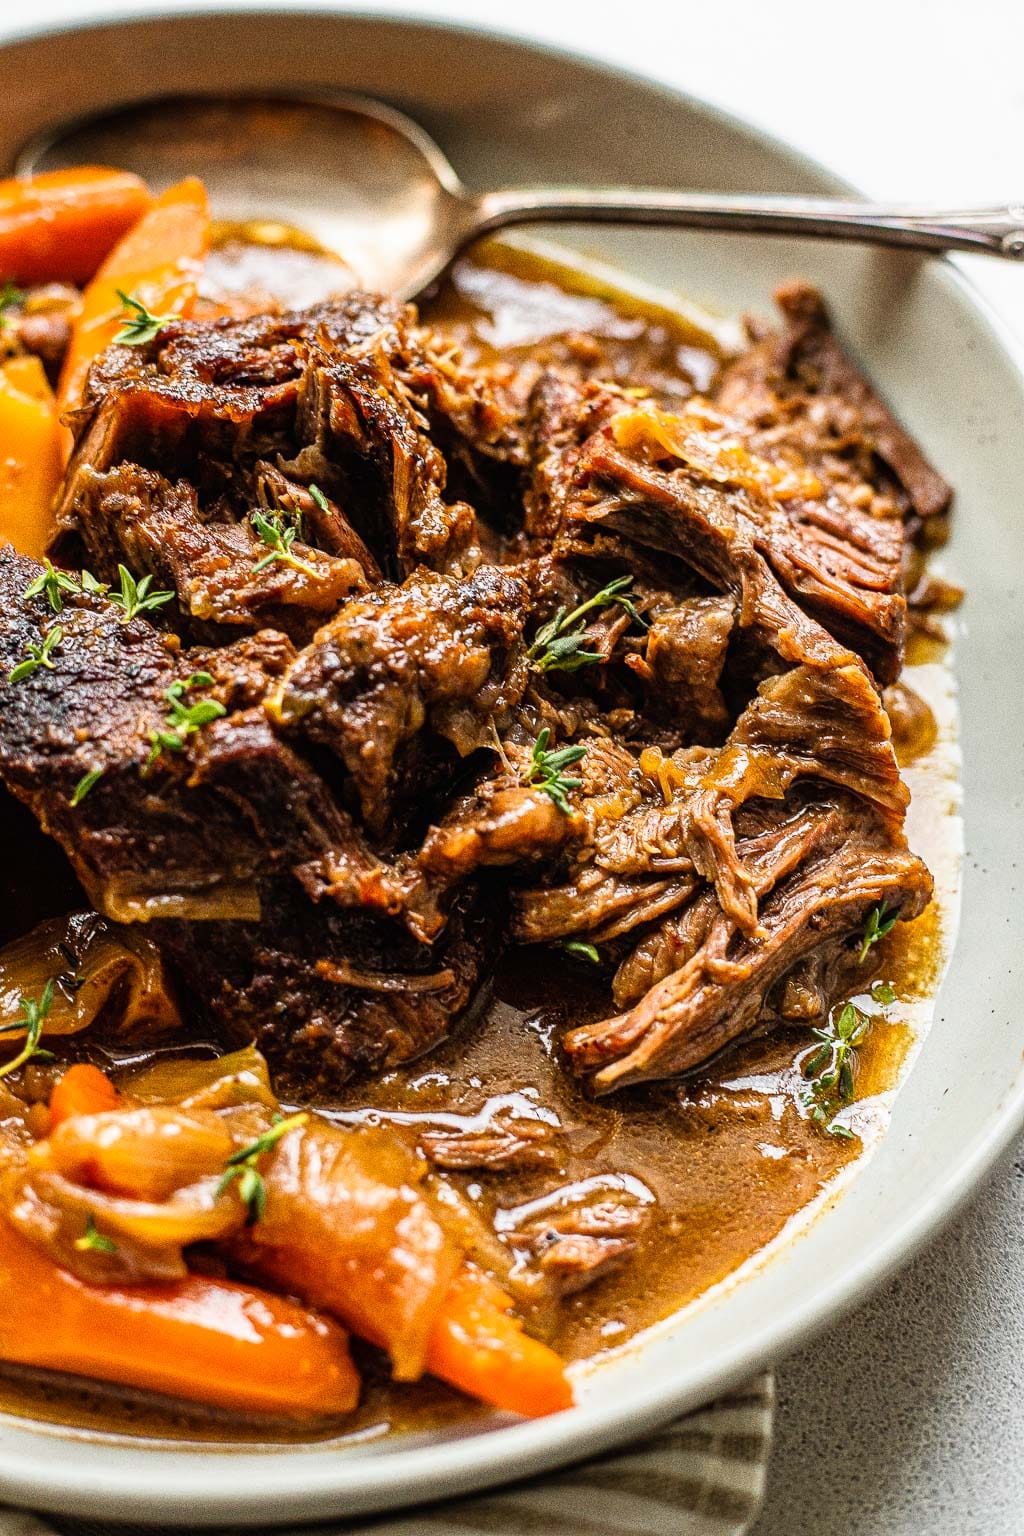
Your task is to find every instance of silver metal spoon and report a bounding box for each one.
[16,92,1024,299]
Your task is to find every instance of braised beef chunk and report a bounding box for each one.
[59,295,483,602]
[298,297,481,575]
[716,281,952,523]
[268,564,533,835]
[69,463,366,643]
[0,266,948,1102]
[0,547,478,1081]
[0,548,395,928]
[564,793,931,1093]
[153,884,491,1096]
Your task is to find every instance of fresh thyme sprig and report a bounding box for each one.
[23,560,82,615]
[8,624,62,684]
[308,484,331,515]
[800,1001,871,1140]
[561,940,601,964]
[217,1111,309,1225]
[109,564,174,623]
[528,576,647,674]
[113,290,176,346]
[144,672,226,773]
[250,509,317,578]
[0,978,56,1080]
[75,1214,118,1255]
[69,767,104,807]
[858,901,898,964]
[522,728,586,814]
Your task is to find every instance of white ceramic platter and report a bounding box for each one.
[0,9,1021,1526]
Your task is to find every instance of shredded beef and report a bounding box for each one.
[0,274,947,1097]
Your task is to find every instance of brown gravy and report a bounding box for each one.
[0,236,952,1445]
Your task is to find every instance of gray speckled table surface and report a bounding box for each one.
[750,1144,1024,1534]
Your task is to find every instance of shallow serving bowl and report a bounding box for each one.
[0,8,1022,1526]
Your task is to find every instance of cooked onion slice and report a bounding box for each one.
[0,912,181,1041]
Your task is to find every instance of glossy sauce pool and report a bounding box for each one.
[0,234,961,1445]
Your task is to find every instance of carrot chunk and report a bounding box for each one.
[57,176,210,428]
[0,167,153,286]
[0,355,63,558]
[427,1266,574,1418]
[48,1063,122,1129]
[0,1218,359,1416]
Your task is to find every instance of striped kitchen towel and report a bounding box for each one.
[0,1374,773,1536]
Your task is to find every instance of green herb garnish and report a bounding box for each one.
[74,1214,118,1256]
[522,728,586,814]
[144,672,226,773]
[69,768,104,807]
[0,280,23,330]
[113,290,176,347]
[217,1112,309,1225]
[8,624,62,683]
[528,576,647,674]
[0,978,56,1080]
[250,509,316,578]
[561,940,601,965]
[308,484,330,515]
[870,979,897,1006]
[108,564,174,623]
[23,560,82,615]
[800,1001,870,1140]
[858,901,898,963]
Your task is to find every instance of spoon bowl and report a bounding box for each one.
[18,93,479,296]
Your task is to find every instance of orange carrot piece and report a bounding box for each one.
[0,355,63,558]
[427,1266,573,1418]
[0,167,153,287]
[57,176,210,427]
[0,1218,359,1416]
[48,1063,122,1129]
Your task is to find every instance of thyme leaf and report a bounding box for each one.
[250,509,317,577]
[522,727,586,814]
[75,1214,118,1255]
[308,483,330,514]
[113,289,176,346]
[23,560,82,614]
[561,940,601,964]
[69,768,104,807]
[217,1111,309,1226]
[0,977,56,1080]
[799,1001,870,1139]
[108,564,174,623]
[858,901,898,963]
[528,575,648,674]
[8,624,63,683]
[144,672,226,773]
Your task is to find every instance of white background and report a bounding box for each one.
[5,3,1023,1531]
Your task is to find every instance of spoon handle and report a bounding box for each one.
[471,188,1024,260]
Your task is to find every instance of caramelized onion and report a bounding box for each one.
[0,912,181,1042]
[8,1168,240,1284]
[40,1106,236,1202]
[314,958,457,994]
[99,881,261,924]
[125,1046,277,1113]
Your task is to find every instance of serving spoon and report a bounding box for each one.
[16,92,1024,299]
